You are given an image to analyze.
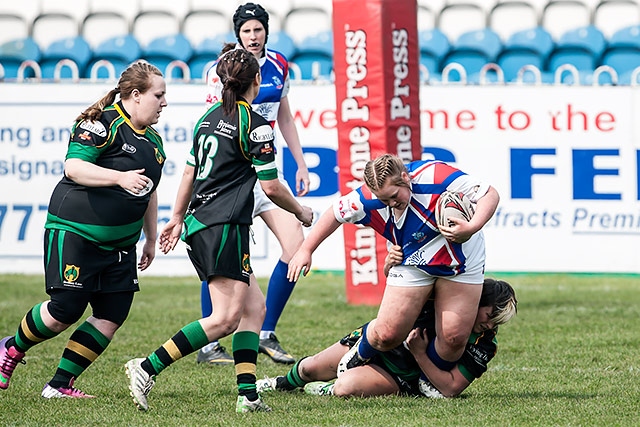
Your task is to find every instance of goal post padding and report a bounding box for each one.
[332,0,422,304]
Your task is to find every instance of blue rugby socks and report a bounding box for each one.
[356,323,378,360]
[262,260,296,334]
[427,338,457,371]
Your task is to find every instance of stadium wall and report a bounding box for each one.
[1,82,639,275]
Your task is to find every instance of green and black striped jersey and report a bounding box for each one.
[182,98,277,239]
[345,298,499,384]
[382,298,498,382]
[45,101,165,251]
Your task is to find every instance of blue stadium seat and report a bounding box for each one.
[467,63,504,84]
[561,25,607,58]
[87,35,141,80]
[546,26,606,73]
[497,26,555,81]
[290,31,333,80]
[442,28,503,80]
[617,69,639,85]
[0,37,40,79]
[601,47,640,77]
[298,30,333,56]
[608,24,640,49]
[269,31,297,60]
[506,26,555,58]
[600,24,640,78]
[498,48,545,82]
[442,49,490,82]
[555,68,595,85]
[142,34,193,78]
[188,35,228,82]
[418,28,450,81]
[456,28,503,60]
[547,46,598,73]
[39,36,92,79]
[93,34,141,63]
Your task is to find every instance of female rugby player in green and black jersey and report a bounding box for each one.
[0,61,167,399]
[124,48,313,414]
[256,269,517,399]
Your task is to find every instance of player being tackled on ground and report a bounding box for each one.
[288,154,500,381]
[257,247,517,399]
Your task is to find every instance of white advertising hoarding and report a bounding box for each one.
[0,82,638,275]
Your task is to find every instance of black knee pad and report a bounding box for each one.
[90,291,134,326]
[47,290,89,324]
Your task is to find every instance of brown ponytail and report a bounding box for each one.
[216,49,259,117]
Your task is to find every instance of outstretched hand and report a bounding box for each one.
[287,248,312,282]
[158,217,183,254]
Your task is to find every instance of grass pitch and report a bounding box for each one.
[0,272,638,426]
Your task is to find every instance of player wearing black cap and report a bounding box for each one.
[233,2,271,45]
[200,2,311,366]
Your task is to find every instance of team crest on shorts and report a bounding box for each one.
[242,253,251,273]
[64,264,80,282]
[350,326,363,339]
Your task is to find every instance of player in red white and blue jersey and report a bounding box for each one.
[198,2,311,365]
[334,158,489,277]
[288,154,500,382]
[205,38,290,129]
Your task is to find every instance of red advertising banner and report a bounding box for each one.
[332,0,422,305]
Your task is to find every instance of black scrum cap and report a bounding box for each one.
[233,3,270,45]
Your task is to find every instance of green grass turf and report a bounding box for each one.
[0,272,638,426]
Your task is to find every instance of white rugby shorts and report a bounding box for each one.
[252,171,295,217]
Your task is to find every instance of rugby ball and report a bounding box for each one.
[435,191,474,228]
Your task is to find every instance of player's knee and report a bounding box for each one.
[439,330,467,354]
[332,380,353,397]
[46,299,85,325]
[218,320,240,337]
[370,325,403,351]
[299,359,319,381]
[206,310,243,335]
